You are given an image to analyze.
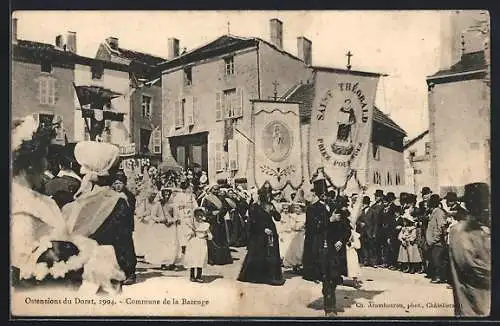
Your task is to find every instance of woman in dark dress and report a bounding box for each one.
[200,186,233,265]
[227,189,248,247]
[237,184,285,286]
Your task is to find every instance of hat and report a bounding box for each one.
[445,192,458,202]
[362,195,371,205]
[374,189,384,198]
[462,182,490,213]
[428,194,441,208]
[399,192,409,204]
[312,169,328,196]
[73,141,120,198]
[385,192,396,202]
[112,170,128,184]
[421,187,432,196]
[407,194,417,204]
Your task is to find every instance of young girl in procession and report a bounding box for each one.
[397,214,423,273]
[276,202,294,264]
[184,207,213,282]
[346,224,362,288]
[283,202,307,273]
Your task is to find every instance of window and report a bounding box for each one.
[372,143,380,160]
[39,77,56,105]
[41,60,52,73]
[373,171,381,185]
[91,63,104,80]
[142,95,152,119]
[216,88,243,121]
[424,142,431,156]
[214,141,224,171]
[224,56,235,76]
[387,172,392,185]
[228,139,239,170]
[395,173,402,185]
[174,98,185,128]
[184,67,192,86]
[151,127,162,154]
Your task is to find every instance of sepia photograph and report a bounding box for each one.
[10,10,490,318]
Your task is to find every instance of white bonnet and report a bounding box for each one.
[74,141,120,177]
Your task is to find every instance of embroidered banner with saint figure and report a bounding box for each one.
[308,71,381,188]
[253,101,303,190]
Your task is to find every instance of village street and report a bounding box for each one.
[116,247,455,318]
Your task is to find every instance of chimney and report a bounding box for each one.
[66,31,77,53]
[270,18,283,49]
[12,18,17,44]
[167,38,180,60]
[55,35,63,49]
[297,36,312,66]
[106,36,119,50]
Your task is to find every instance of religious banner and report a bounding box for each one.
[308,71,380,188]
[253,101,303,190]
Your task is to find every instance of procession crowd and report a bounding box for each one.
[11,115,490,317]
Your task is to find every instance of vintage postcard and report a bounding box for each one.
[10,10,491,318]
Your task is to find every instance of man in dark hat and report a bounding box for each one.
[303,172,351,316]
[379,192,398,269]
[356,195,372,266]
[425,194,447,283]
[449,182,490,316]
[416,186,433,274]
[44,144,82,208]
[363,189,384,267]
[445,192,468,222]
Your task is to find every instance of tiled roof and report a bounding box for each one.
[428,51,487,78]
[285,83,315,120]
[373,107,407,136]
[286,82,406,136]
[14,39,130,71]
[156,35,258,70]
[114,47,166,66]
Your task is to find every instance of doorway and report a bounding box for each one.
[169,132,208,171]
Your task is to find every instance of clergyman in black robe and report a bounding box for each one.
[237,186,285,286]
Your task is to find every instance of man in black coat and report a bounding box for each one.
[366,189,384,267]
[356,196,371,266]
[303,172,351,317]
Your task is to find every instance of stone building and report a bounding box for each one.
[95,37,165,160]
[157,18,407,190]
[11,18,130,148]
[426,10,490,195]
[404,130,431,194]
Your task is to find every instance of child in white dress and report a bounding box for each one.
[184,207,213,282]
[346,226,362,288]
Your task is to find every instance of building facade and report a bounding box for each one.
[426,11,490,196]
[158,18,407,190]
[95,37,165,159]
[404,130,432,194]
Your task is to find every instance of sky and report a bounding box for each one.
[13,10,444,139]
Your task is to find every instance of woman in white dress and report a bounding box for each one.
[283,203,307,272]
[143,187,183,270]
[11,115,124,293]
[184,207,213,282]
[276,203,294,262]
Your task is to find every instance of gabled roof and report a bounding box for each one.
[103,41,166,66]
[285,82,407,136]
[428,51,487,79]
[13,39,130,72]
[156,35,258,71]
[373,107,407,136]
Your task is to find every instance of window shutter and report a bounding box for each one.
[53,114,64,141]
[234,88,243,118]
[186,96,195,126]
[50,78,57,105]
[174,99,180,127]
[228,139,239,171]
[39,77,47,104]
[152,127,162,154]
[215,141,223,171]
[215,92,222,121]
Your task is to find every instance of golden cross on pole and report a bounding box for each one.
[346,51,353,71]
